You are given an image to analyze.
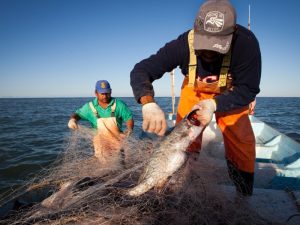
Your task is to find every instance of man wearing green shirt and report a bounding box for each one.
[68,80,134,164]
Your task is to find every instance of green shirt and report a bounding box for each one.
[75,97,132,131]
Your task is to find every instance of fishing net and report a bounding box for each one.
[0,126,285,225]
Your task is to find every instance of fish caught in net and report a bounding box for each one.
[0,123,283,225]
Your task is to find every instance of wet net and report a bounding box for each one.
[0,125,284,225]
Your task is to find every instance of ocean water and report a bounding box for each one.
[0,97,299,195]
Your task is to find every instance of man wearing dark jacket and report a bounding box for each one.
[130,0,261,196]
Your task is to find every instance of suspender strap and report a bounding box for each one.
[218,49,231,87]
[89,100,117,118]
[110,100,116,117]
[187,29,232,88]
[89,102,99,118]
[188,29,197,87]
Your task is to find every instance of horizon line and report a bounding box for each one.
[0,96,300,99]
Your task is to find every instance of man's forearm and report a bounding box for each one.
[70,113,81,121]
[126,119,134,130]
[140,96,155,105]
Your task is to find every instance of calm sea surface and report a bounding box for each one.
[0,97,299,194]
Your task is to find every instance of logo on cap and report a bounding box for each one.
[204,11,224,33]
[101,82,107,89]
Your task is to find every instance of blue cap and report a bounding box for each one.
[95,80,111,93]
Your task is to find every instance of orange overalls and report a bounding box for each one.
[175,30,256,196]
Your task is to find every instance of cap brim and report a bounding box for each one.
[193,32,233,54]
[96,89,111,93]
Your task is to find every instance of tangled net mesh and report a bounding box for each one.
[0,126,283,225]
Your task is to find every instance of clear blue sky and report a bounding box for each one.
[1,0,300,98]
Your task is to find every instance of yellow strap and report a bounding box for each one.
[89,100,117,118]
[218,49,231,87]
[187,29,232,88]
[89,102,98,116]
[188,29,197,87]
[111,100,116,113]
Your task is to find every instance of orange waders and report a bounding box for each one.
[175,30,256,196]
[176,77,255,196]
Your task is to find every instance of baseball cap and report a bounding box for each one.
[95,80,111,93]
[193,0,236,54]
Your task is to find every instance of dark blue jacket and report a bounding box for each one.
[130,25,261,112]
